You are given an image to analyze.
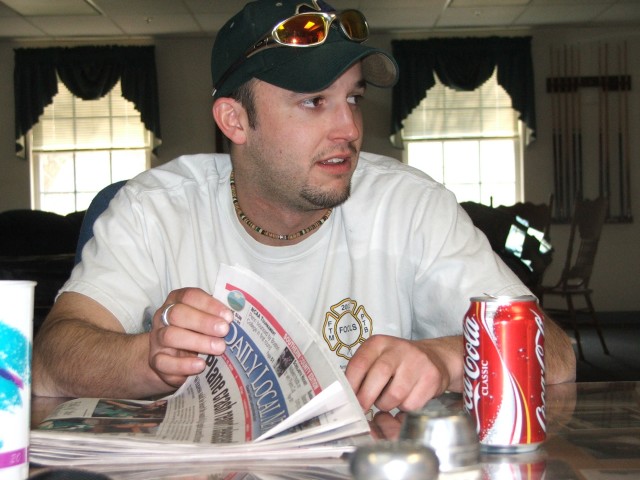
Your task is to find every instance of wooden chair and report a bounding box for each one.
[540,196,609,360]
[496,194,554,239]
[496,194,554,298]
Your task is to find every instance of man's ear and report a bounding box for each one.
[213,98,247,145]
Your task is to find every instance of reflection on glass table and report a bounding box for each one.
[30,381,640,479]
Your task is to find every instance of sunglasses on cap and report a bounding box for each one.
[212,9,369,97]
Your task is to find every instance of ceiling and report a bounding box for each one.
[1,0,639,40]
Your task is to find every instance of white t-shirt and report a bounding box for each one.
[64,152,528,370]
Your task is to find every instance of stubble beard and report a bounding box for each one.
[242,134,356,211]
[299,144,358,209]
[300,181,352,210]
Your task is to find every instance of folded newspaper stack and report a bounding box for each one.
[30,264,371,471]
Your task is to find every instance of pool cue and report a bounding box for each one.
[617,43,624,218]
[563,45,572,215]
[604,43,611,215]
[570,46,579,205]
[575,46,583,197]
[598,43,605,200]
[550,47,561,219]
[623,41,631,219]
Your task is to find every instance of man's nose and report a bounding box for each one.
[329,103,361,142]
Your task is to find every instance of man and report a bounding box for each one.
[33,0,575,412]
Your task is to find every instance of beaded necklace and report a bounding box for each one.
[230,170,332,241]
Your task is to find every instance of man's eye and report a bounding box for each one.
[302,97,324,108]
[348,95,363,105]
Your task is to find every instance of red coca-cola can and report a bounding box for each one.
[462,295,546,452]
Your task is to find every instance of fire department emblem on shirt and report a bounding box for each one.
[322,298,372,360]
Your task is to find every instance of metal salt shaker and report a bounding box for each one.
[350,440,439,480]
[399,410,480,473]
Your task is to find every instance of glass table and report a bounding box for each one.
[29,381,640,479]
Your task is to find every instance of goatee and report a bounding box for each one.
[301,182,351,209]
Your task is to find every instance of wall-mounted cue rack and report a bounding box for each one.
[546,43,632,223]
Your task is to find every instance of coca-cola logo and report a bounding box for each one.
[534,310,546,433]
[463,315,481,412]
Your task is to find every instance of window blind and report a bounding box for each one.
[402,71,518,141]
[31,81,151,152]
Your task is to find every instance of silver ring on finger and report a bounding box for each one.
[161,303,177,327]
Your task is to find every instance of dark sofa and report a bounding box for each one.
[0,209,85,334]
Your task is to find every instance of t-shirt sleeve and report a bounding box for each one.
[411,188,530,339]
[61,185,163,334]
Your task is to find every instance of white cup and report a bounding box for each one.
[0,280,36,480]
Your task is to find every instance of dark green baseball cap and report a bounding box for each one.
[211,0,398,99]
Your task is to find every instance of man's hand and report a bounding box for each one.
[149,288,234,389]
[344,315,574,414]
[345,334,463,412]
[368,410,406,440]
[34,289,233,399]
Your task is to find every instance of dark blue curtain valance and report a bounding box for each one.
[14,45,161,145]
[391,36,536,143]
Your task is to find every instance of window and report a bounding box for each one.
[402,70,522,207]
[30,80,151,215]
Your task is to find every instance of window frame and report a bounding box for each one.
[401,73,525,207]
[28,79,152,214]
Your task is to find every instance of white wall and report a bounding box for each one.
[153,37,218,166]
[1,26,638,311]
[525,26,640,313]
[0,42,31,210]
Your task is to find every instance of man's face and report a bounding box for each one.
[238,62,366,213]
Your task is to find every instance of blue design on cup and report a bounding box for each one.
[0,321,31,412]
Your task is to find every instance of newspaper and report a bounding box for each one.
[30,264,371,470]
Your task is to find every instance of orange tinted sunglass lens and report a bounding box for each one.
[275,14,328,45]
[340,10,367,40]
